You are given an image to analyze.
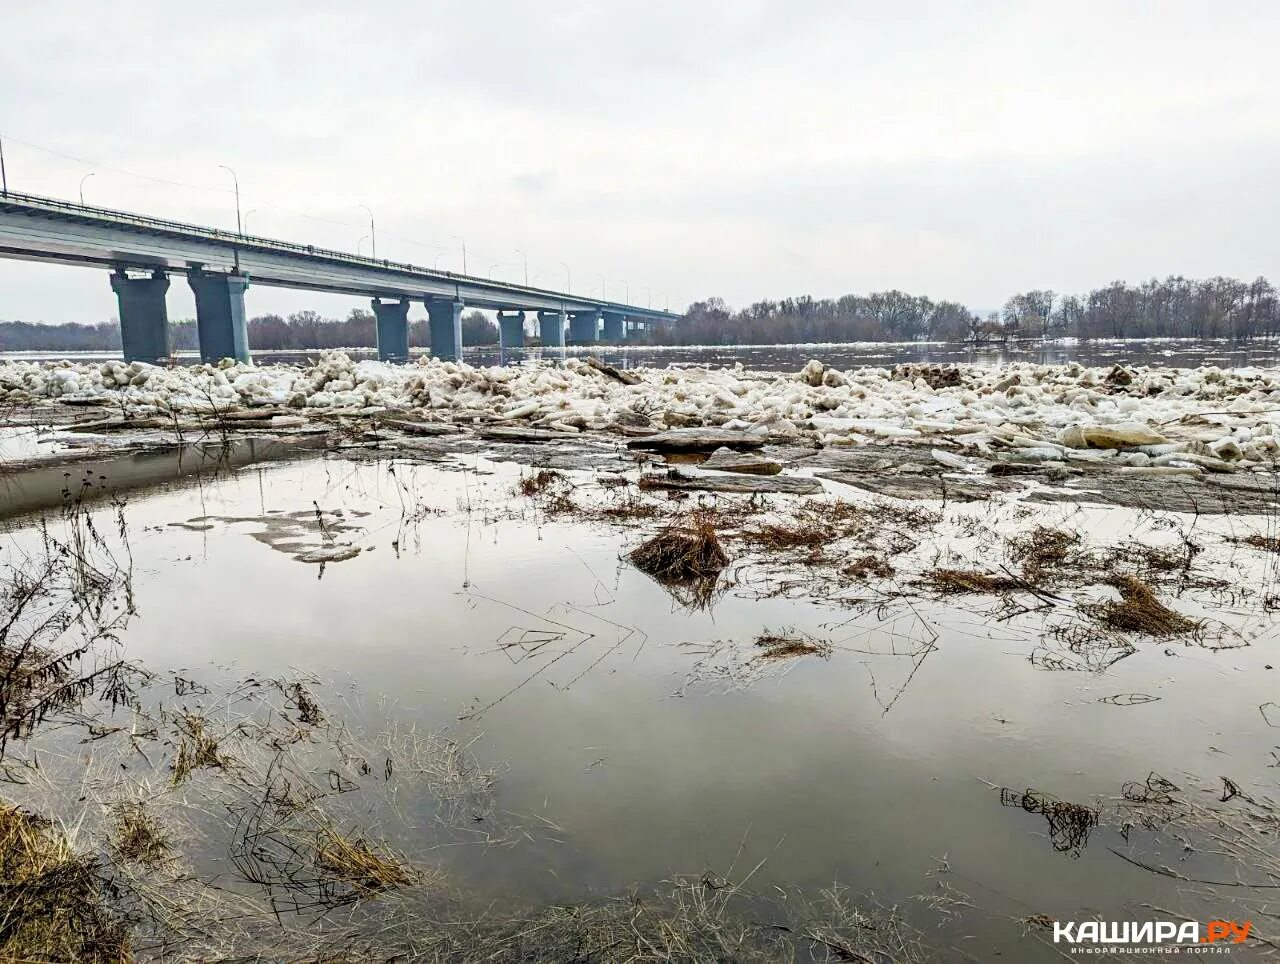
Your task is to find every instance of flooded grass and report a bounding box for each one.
[4,430,1280,957]
[923,568,1022,595]
[629,512,732,586]
[109,802,171,867]
[171,714,227,783]
[0,803,129,963]
[753,629,833,661]
[313,828,420,893]
[1091,575,1200,637]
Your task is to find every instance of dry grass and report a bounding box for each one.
[741,519,830,551]
[314,828,419,893]
[629,511,730,585]
[845,553,895,580]
[515,468,565,497]
[289,682,324,727]
[1007,526,1081,582]
[754,631,833,662]
[110,802,170,866]
[923,568,1020,595]
[172,714,227,783]
[0,642,74,740]
[448,875,929,963]
[1107,539,1199,577]
[0,803,128,962]
[1235,533,1280,554]
[1091,575,1199,637]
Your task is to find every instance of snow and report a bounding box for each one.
[3,352,1280,471]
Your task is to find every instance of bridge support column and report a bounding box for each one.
[427,297,463,361]
[110,270,170,364]
[602,311,626,341]
[188,269,250,363]
[569,310,600,344]
[538,310,566,348]
[372,298,410,362]
[498,311,525,349]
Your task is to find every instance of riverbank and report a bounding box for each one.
[2,356,1280,958]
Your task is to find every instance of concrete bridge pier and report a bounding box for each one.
[569,309,600,344]
[110,270,170,364]
[498,310,525,349]
[372,298,410,362]
[602,311,627,341]
[538,310,566,349]
[427,297,463,361]
[188,268,250,363]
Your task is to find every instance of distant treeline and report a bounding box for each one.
[643,276,1280,345]
[0,309,499,353]
[2,276,1276,351]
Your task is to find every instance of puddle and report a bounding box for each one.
[2,446,1280,958]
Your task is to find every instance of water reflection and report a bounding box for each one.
[1,450,1270,961]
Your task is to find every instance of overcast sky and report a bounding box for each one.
[3,0,1278,323]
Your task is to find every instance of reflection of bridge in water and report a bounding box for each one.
[0,192,678,365]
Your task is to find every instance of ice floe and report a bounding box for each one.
[3,353,1280,472]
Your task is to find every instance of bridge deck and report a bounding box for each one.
[0,192,675,319]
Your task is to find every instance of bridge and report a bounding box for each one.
[0,191,679,364]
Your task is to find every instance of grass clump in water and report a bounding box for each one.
[1092,575,1199,637]
[1234,533,1280,554]
[172,714,227,783]
[314,827,420,894]
[754,630,832,662]
[0,803,129,962]
[110,802,170,866]
[629,511,729,584]
[515,468,565,498]
[741,519,830,552]
[923,568,1020,595]
[845,553,894,580]
[1007,526,1081,582]
[628,511,730,609]
[1000,787,1100,857]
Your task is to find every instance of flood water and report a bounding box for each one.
[6,337,1280,372]
[4,442,1279,959]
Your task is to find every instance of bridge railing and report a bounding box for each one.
[0,191,674,316]
[0,190,460,277]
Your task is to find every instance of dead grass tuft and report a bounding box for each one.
[754,630,833,662]
[110,802,170,866]
[741,519,829,552]
[845,554,895,580]
[314,828,419,893]
[515,469,565,497]
[1235,533,1280,554]
[1109,540,1199,576]
[289,682,324,727]
[1008,526,1081,582]
[1091,576,1199,637]
[172,714,228,783]
[0,803,128,962]
[923,568,1020,595]
[629,511,729,585]
[628,511,730,609]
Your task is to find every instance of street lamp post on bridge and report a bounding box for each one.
[359,205,376,260]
